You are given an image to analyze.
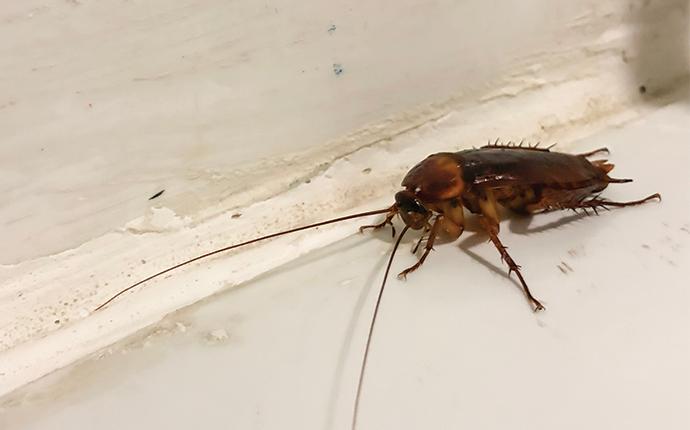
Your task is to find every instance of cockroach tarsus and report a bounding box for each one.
[94,141,660,429]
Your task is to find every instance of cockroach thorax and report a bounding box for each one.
[401,153,465,202]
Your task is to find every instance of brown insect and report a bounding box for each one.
[367,141,661,310]
[95,141,660,429]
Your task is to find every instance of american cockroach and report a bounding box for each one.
[95,141,660,429]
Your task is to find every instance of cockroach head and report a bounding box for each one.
[395,190,431,230]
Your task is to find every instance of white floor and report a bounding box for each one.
[1,102,688,429]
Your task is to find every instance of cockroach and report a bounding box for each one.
[94,141,660,429]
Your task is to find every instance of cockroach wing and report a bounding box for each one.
[454,148,609,191]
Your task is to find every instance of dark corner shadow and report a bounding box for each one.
[631,0,690,104]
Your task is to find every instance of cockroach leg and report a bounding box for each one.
[478,190,545,310]
[479,216,545,312]
[398,216,442,279]
[570,193,661,213]
[578,147,610,157]
[359,209,398,237]
[411,224,431,254]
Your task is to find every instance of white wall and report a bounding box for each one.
[2,0,687,263]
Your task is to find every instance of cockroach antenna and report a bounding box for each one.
[93,206,394,311]
[351,225,410,430]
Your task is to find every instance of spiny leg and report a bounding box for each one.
[477,189,544,311]
[578,147,609,157]
[479,217,545,311]
[359,209,397,237]
[398,216,443,280]
[570,193,661,215]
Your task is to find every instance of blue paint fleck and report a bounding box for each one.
[333,63,344,76]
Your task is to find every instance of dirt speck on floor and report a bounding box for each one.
[204,328,229,344]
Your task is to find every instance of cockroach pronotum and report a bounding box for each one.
[94,141,661,429]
